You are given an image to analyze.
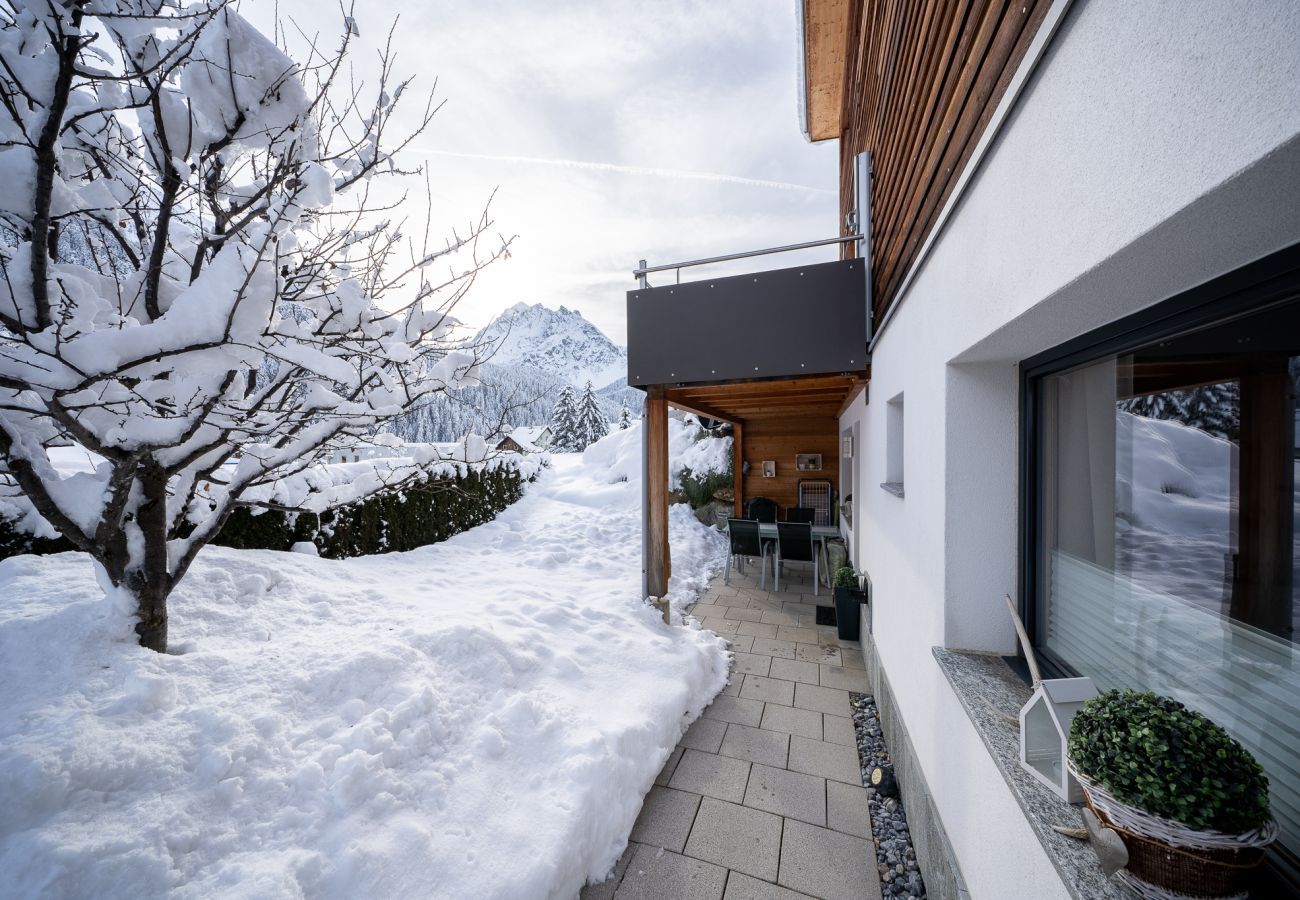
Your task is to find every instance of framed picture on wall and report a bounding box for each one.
[761,460,776,478]
[795,453,822,472]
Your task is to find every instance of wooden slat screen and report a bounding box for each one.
[838,0,1051,326]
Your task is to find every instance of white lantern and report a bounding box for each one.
[1019,676,1097,803]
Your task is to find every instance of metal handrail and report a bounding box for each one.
[634,234,862,288]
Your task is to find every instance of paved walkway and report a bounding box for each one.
[583,564,881,900]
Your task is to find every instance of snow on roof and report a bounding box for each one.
[511,425,551,444]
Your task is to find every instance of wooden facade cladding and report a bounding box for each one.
[837,0,1051,324]
[739,416,840,520]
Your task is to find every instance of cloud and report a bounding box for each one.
[409,149,835,195]
[241,0,840,343]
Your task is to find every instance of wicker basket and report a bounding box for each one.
[1070,767,1278,899]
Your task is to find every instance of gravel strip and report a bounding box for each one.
[851,692,927,899]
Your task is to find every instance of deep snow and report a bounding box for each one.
[0,434,729,899]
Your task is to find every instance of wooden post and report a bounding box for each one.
[1231,361,1295,638]
[645,387,671,621]
[733,421,744,518]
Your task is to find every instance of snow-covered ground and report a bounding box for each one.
[0,429,729,899]
[1115,409,1300,635]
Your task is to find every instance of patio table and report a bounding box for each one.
[727,522,840,588]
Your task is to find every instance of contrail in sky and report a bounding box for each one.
[410,148,835,194]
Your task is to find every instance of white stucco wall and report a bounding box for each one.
[846,1,1300,896]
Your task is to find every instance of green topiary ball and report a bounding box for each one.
[833,566,858,589]
[1068,689,1270,833]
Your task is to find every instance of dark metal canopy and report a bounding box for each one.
[626,257,869,388]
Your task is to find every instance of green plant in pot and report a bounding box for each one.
[832,566,867,643]
[1067,689,1277,897]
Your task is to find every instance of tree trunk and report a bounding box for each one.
[130,576,169,653]
[131,462,172,653]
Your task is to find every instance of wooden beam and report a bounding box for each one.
[677,375,860,397]
[733,421,744,518]
[664,394,744,426]
[645,386,671,620]
[838,380,868,416]
[1231,360,1294,638]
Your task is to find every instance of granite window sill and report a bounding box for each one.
[932,648,1122,900]
[880,481,905,498]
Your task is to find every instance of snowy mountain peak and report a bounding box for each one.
[474,302,626,390]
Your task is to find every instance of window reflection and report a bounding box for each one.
[1039,300,1300,860]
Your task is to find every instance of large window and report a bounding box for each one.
[1024,248,1300,881]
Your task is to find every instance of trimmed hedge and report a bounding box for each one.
[0,464,534,562]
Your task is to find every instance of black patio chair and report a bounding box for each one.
[785,507,815,524]
[776,521,820,596]
[726,518,771,589]
[746,497,778,523]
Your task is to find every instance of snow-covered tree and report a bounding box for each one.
[0,2,509,651]
[1118,383,1240,442]
[572,380,609,450]
[549,384,580,451]
[618,403,632,430]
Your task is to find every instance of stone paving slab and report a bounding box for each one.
[767,657,819,685]
[614,843,728,900]
[727,634,756,653]
[788,735,862,785]
[689,604,729,619]
[793,642,842,666]
[749,637,796,658]
[775,625,819,644]
[718,723,789,768]
[668,748,751,803]
[826,780,873,839]
[631,786,702,853]
[732,652,772,677]
[821,714,856,748]
[701,695,765,727]
[742,762,826,826]
[758,703,822,740]
[680,716,728,753]
[599,569,878,900]
[739,675,795,706]
[683,797,782,882]
[792,682,851,716]
[778,819,880,900]
[721,872,817,900]
[819,663,871,692]
[702,617,741,635]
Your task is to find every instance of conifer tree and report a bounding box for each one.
[618,403,632,430]
[550,385,580,451]
[573,381,610,450]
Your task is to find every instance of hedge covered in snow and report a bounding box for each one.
[0,459,539,562]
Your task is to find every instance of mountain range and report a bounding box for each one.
[383,303,642,443]
[473,302,627,391]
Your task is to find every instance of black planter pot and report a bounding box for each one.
[834,586,867,642]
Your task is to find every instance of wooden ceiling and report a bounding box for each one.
[665,374,866,424]
[802,0,850,142]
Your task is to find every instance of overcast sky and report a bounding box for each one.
[242,0,839,343]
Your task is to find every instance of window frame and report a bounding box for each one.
[1017,240,1300,885]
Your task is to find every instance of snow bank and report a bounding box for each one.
[1115,411,1237,608]
[0,456,728,899]
[582,417,732,491]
